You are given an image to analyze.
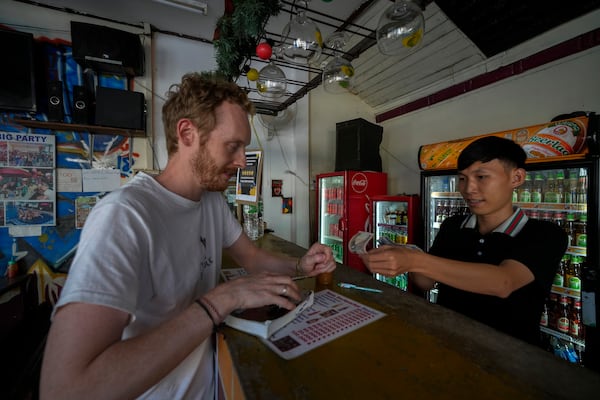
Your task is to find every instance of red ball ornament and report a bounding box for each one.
[256,42,273,60]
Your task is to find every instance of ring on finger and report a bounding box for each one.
[281,285,287,295]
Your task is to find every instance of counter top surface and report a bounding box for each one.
[221,234,600,399]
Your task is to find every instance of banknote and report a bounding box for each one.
[348,231,373,254]
[377,236,423,252]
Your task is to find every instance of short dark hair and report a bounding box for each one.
[458,136,526,171]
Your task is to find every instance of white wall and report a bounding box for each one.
[379,47,600,196]
[151,33,217,169]
[152,34,312,247]
[308,12,600,200]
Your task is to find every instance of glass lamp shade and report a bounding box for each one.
[376,0,425,56]
[257,62,287,99]
[281,9,323,65]
[322,57,354,94]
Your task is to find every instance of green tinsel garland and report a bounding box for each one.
[214,0,281,81]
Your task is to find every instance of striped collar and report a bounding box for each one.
[460,207,529,237]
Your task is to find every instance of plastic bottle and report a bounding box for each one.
[544,172,558,203]
[518,173,532,202]
[531,172,544,203]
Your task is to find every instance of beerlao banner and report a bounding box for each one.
[418,116,590,171]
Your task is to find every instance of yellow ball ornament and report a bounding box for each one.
[247,68,259,81]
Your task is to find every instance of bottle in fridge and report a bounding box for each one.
[370,194,421,291]
[316,171,387,273]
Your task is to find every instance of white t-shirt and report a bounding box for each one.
[56,172,242,399]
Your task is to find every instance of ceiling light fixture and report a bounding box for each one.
[376,0,424,56]
[151,0,208,15]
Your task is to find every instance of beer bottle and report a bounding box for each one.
[575,214,587,248]
[552,211,565,230]
[565,213,577,246]
[569,299,583,339]
[565,169,578,204]
[568,256,582,291]
[547,293,559,329]
[435,200,444,223]
[555,169,565,203]
[540,303,549,327]
[556,295,570,334]
[553,255,568,287]
[576,171,588,204]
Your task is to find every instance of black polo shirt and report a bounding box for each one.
[430,208,568,345]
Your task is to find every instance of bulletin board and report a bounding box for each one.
[235,150,262,205]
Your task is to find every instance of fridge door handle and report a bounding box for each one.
[339,217,346,232]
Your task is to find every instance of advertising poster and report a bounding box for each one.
[236,150,262,204]
[0,131,56,227]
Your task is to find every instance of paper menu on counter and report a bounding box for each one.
[262,289,386,360]
[224,291,314,340]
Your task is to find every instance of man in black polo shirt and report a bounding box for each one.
[361,136,568,345]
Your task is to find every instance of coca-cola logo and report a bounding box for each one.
[351,172,368,193]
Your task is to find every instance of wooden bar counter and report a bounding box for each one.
[219,234,600,399]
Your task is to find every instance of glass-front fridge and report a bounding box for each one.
[418,113,599,371]
[370,194,420,291]
[316,171,387,272]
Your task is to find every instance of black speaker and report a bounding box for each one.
[71,21,145,76]
[47,80,64,122]
[72,85,92,124]
[95,86,145,131]
[335,118,383,171]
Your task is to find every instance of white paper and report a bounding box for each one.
[9,225,42,237]
[56,168,83,192]
[82,169,121,192]
[262,289,386,359]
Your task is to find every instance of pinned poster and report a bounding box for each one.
[82,169,121,192]
[418,116,591,171]
[236,150,263,204]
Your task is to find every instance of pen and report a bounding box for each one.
[337,282,383,293]
[292,275,310,281]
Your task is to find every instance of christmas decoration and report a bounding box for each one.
[213,0,281,80]
[247,68,259,81]
[256,42,273,60]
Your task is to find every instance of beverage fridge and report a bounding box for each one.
[316,171,387,273]
[418,113,599,371]
[370,194,421,291]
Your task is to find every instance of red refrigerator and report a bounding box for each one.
[418,113,599,371]
[316,171,387,273]
[370,194,421,291]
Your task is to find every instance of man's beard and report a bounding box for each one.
[191,146,235,192]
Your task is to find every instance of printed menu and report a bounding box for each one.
[262,289,386,359]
